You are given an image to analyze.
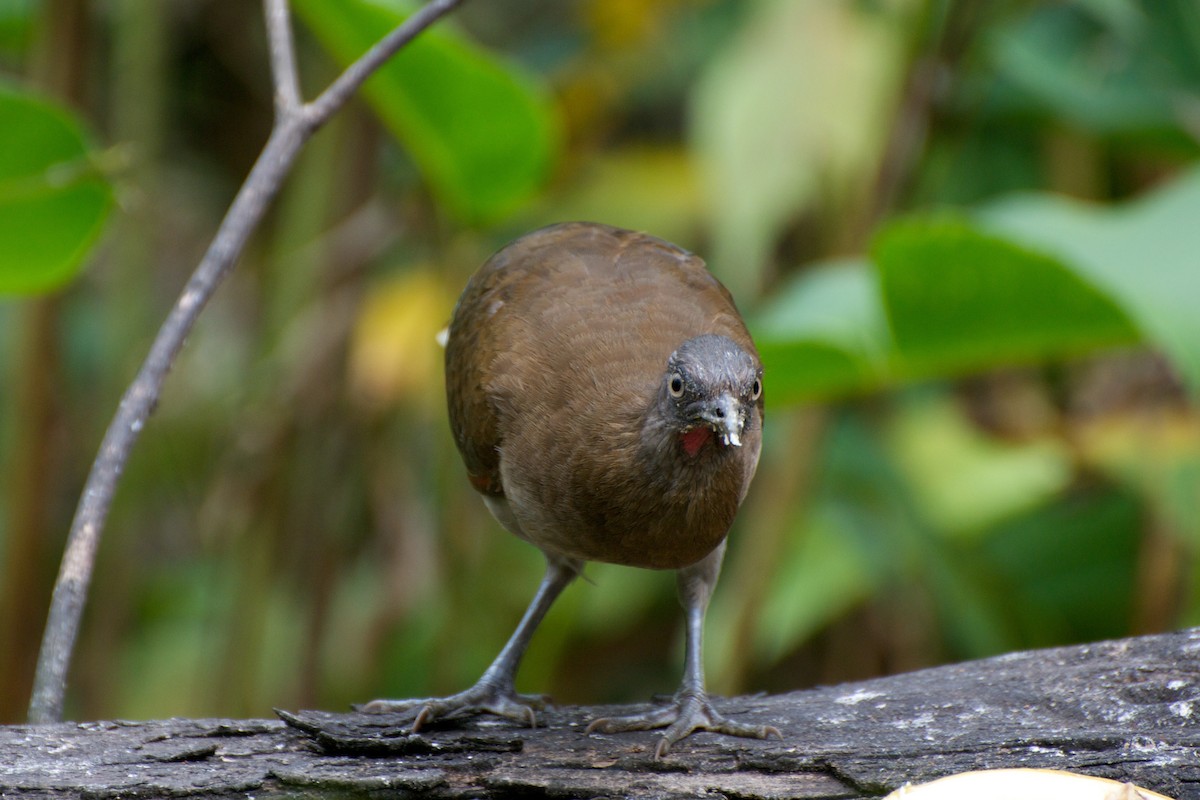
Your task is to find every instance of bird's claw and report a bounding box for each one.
[586,691,781,758]
[358,684,550,730]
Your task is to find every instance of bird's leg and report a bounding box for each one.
[587,543,781,758]
[360,554,582,730]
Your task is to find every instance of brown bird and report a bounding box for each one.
[364,222,778,757]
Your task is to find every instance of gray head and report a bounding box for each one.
[660,334,762,454]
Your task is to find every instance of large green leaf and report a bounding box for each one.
[875,216,1140,378]
[0,85,112,295]
[754,218,1144,402]
[979,166,1200,392]
[293,0,559,225]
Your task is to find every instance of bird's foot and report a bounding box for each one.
[357,682,550,731]
[586,690,781,758]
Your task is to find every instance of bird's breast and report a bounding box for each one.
[497,415,759,570]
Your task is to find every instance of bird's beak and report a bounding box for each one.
[699,393,743,447]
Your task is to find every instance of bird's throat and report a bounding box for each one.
[680,426,713,457]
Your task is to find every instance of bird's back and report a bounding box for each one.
[445,222,759,568]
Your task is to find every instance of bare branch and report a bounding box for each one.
[28,0,467,725]
[265,0,302,114]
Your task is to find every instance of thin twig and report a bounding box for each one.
[265,0,302,114]
[28,0,465,725]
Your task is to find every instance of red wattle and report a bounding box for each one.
[681,427,712,457]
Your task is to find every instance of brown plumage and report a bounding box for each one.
[364,222,778,757]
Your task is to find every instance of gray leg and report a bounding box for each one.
[361,553,582,730]
[587,542,781,757]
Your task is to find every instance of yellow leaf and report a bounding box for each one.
[348,270,454,413]
[885,768,1175,800]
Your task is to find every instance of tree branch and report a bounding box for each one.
[27,0,465,725]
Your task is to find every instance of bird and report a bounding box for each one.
[362,221,778,757]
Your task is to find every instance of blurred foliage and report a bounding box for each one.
[0,85,112,293]
[0,0,1198,726]
[292,0,560,224]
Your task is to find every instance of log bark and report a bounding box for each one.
[5,628,1200,799]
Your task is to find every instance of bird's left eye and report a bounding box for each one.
[751,377,762,401]
[669,374,685,397]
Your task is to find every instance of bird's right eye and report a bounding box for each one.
[669,374,685,397]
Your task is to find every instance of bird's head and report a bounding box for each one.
[660,334,762,458]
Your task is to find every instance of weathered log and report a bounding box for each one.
[5,628,1200,799]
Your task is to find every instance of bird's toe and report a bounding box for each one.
[587,692,780,758]
[357,684,548,731]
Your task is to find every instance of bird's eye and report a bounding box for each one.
[669,374,685,397]
[751,377,762,401]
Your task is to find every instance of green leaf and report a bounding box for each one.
[979,165,1200,392]
[874,216,1140,378]
[0,85,112,295]
[293,0,559,225]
